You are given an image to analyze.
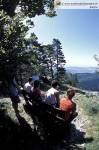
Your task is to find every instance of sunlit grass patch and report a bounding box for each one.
[74,93,99,150]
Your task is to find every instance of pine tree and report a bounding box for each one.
[52,39,66,83]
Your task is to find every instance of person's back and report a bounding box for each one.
[60,88,77,121]
[60,97,76,120]
[24,77,33,93]
[8,77,18,97]
[45,80,60,107]
[31,80,42,102]
[45,87,57,106]
[7,75,22,97]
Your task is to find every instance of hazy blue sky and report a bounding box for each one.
[27,9,99,67]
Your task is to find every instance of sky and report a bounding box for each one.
[27,9,99,67]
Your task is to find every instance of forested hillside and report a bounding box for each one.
[77,73,99,91]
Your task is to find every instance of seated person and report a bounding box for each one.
[24,77,33,93]
[60,88,78,122]
[44,80,60,107]
[31,80,42,102]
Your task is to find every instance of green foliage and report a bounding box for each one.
[0,0,57,86]
[42,44,56,78]
[52,39,66,82]
[0,0,56,17]
[0,12,39,83]
[93,54,99,73]
[0,12,25,78]
[84,99,99,116]
[67,73,79,86]
[35,40,67,84]
[0,0,68,88]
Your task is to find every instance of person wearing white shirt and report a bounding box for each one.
[24,77,33,93]
[45,80,60,107]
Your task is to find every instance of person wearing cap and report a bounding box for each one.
[24,77,33,93]
[60,88,78,122]
[45,80,60,107]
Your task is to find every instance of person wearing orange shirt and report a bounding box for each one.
[60,88,78,122]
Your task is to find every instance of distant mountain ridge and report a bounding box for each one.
[66,67,99,91]
[77,73,99,91]
[66,67,97,74]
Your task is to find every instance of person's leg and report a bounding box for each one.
[12,101,20,116]
[11,96,20,117]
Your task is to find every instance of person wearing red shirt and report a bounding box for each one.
[60,88,78,122]
[31,80,42,102]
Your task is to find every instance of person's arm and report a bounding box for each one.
[36,89,41,98]
[69,102,76,114]
[55,91,60,107]
[13,78,23,91]
[35,89,43,101]
[72,102,76,112]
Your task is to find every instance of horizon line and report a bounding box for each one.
[66,66,98,68]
